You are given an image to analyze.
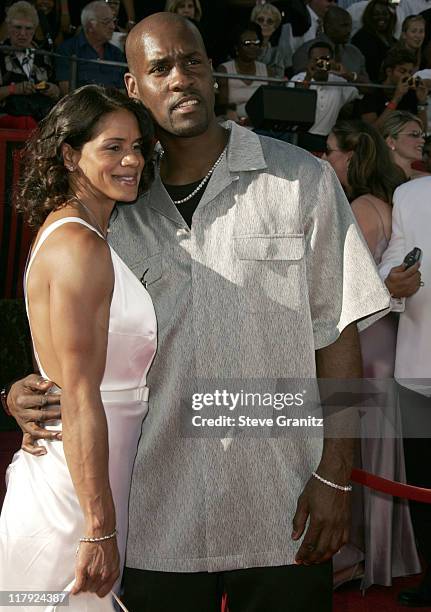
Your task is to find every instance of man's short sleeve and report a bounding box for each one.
[304,160,390,349]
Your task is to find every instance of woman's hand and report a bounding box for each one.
[73,538,120,598]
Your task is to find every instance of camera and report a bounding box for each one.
[407,76,421,88]
[403,247,422,268]
[316,58,331,71]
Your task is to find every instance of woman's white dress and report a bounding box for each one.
[0,218,157,610]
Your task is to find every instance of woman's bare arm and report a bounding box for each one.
[47,225,119,596]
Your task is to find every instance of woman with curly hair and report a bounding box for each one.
[323,120,421,590]
[0,85,156,610]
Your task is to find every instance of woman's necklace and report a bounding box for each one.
[159,145,227,205]
[72,196,108,238]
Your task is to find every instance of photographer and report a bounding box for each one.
[290,41,360,151]
[358,47,428,131]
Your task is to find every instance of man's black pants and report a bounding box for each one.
[122,562,333,612]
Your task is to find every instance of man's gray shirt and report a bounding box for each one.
[108,121,389,572]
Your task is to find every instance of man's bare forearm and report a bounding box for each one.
[315,323,362,483]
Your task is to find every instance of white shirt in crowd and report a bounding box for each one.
[289,73,360,135]
[379,176,431,396]
[290,6,321,55]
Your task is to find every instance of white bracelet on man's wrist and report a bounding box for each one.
[312,471,352,492]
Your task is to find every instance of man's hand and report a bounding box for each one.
[329,62,351,80]
[15,81,35,96]
[292,474,350,565]
[385,262,421,298]
[8,374,62,456]
[393,76,410,104]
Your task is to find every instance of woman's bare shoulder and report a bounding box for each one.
[35,215,112,285]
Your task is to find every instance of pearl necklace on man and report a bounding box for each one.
[160,145,227,205]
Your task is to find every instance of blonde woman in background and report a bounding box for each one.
[164,0,202,22]
[398,15,426,69]
[251,2,290,77]
[381,110,429,178]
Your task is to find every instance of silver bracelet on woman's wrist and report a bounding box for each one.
[79,528,117,543]
[312,471,352,492]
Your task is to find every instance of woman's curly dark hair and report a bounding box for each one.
[15,85,155,229]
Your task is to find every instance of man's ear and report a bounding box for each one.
[61,143,80,169]
[125,72,139,99]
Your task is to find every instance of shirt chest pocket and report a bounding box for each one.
[129,252,162,288]
[233,234,306,314]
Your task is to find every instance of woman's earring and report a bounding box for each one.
[66,165,75,172]
[213,81,219,91]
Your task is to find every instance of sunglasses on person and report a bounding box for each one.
[324,145,342,155]
[255,17,276,26]
[241,39,262,47]
[398,130,426,139]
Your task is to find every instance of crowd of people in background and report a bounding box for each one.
[1,0,431,606]
[1,0,431,144]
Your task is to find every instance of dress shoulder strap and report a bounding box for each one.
[26,217,104,275]
[24,217,106,382]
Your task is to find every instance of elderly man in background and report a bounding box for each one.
[0,1,59,122]
[55,0,125,96]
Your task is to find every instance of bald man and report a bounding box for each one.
[7,12,390,612]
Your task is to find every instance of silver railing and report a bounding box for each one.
[0,44,398,91]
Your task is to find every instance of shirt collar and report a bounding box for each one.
[224,120,267,172]
[145,121,268,223]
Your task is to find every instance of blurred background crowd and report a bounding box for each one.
[1,0,431,154]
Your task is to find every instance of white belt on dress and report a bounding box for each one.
[100,386,149,402]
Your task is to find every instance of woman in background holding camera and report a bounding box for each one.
[381,110,430,179]
[323,119,422,591]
